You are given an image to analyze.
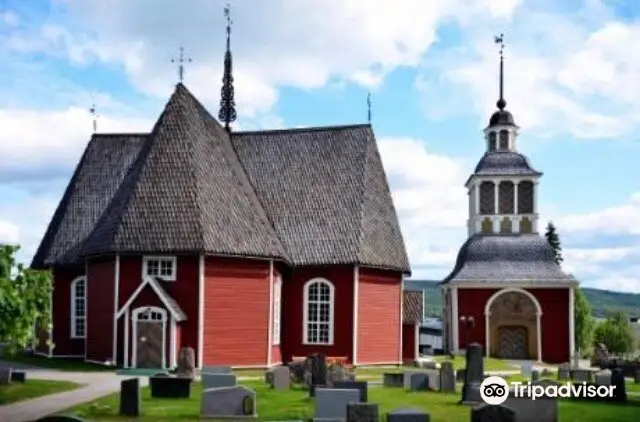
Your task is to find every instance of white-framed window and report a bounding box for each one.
[303,278,334,345]
[273,276,282,345]
[70,276,87,339]
[142,256,177,281]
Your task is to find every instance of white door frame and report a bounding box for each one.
[131,306,167,369]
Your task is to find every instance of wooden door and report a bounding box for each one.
[136,321,163,368]
[496,326,528,359]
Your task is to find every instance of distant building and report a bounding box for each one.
[404,280,443,354]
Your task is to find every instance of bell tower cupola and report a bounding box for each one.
[465,34,543,237]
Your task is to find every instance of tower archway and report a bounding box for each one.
[484,288,542,361]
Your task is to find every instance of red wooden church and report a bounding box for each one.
[31,14,415,369]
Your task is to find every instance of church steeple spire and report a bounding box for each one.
[495,33,506,111]
[218,3,237,132]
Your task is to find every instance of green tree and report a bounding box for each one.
[593,311,636,355]
[574,287,595,355]
[0,244,53,354]
[545,222,563,265]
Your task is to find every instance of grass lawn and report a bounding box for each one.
[626,380,640,393]
[65,380,640,422]
[432,355,515,372]
[2,352,114,372]
[0,379,82,405]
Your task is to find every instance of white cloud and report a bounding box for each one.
[556,192,640,236]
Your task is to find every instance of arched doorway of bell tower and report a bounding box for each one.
[485,289,541,360]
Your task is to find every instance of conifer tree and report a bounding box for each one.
[545,221,563,265]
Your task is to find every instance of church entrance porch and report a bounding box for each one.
[485,288,542,362]
[132,307,167,369]
[496,325,529,359]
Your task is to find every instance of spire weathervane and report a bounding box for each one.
[494,33,506,110]
[218,3,237,132]
[171,46,192,83]
[367,92,372,123]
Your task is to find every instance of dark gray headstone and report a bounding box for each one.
[347,403,379,422]
[611,368,626,402]
[36,417,87,422]
[572,369,591,382]
[383,373,404,387]
[309,353,328,386]
[333,380,368,402]
[0,368,12,385]
[557,365,570,381]
[202,373,237,390]
[314,388,360,420]
[404,372,429,391]
[119,378,140,417]
[531,370,540,382]
[440,361,455,393]
[202,365,232,374]
[200,385,257,418]
[456,368,466,383]
[594,369,611,386]
[149,376,191,398]
[10,371,26,383]
[471,403,516,422]
[386,408,430,422]
[461,343,484,404]
[266,365,291,390]
[176,347,196,380]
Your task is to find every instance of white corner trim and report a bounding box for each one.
[70,276,87,339]
[414,323,419,360]
[113,254,120,364]
[302,278,335,346]
[399,276,403,363]
[142,255,178,282]
[116,276,183,320]
[267,260,274,366]
[84,261,89,359]
[451,287,459,353]
[124,308,130,368]
[198,254,205,369]
[170,315,177,368]
[352,265,359,365]
[131,306,167,369]
[48,286,53,357]
[569,286,575,361]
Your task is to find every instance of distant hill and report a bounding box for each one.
[404,280,640,319]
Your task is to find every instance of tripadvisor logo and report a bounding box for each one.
[480,376,615,405]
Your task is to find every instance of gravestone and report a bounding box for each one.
[308,353,328,386]
[557,364,570,381]
[611,368,627,403]
[333,380,368,402]
[202,365,232,374]
[572,369,591,382]
[471,403,516,422]
[119,378,140,417]
[592,343,609,367]
[594,369,611,386]
[314,388,360,421]
[504,379,558,422]
[420,360,438,370]
[176,347,196,380]
[635,369,640,384]
[531,370,540,382]
[460,343,484,405]
[153,371,171,377]
[383,373,404,388]
[266,365,291,390]
[149,376,191,398]
[404,372,429,391]
[327,363,355,385]
[521,363,533,377]
[10,371,26,383]
[0,368,12,385]
[422,369,440,391]
[456,368,466,383]
[200,385,257,418]
[36,417,87,422]
[202,373,237,390]
[347,403,379,422]
[386,408,430,422]
[440,361,456,393]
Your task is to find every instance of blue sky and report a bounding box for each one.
[1,0,640,292]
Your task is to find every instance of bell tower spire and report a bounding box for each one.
[495,33,506,111]
[218,3,237,132]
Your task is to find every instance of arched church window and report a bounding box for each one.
[481,217,493,233]
[303,278,334,345]
[500,217,512,233]
[479,182,495,214]
[518,181,534,214]
[499,130,509,150]
[498,181,514,214]
[520,217,533,233]
[488,132,497,152]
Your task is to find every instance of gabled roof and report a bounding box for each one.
[232,125,410,272]
[403,290,423,324]
[440,234,577,285]
[31,134,147,269]
[116,276,187,321]
[79,84,288,260]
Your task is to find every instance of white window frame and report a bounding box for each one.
[70,276,87,339]
[302,278,335,346]
[131,306,168,369]
[273,276,282,345]
[142,256,177,281]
